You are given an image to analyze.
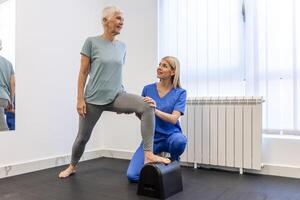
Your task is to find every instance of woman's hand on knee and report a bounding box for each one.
[77,99,87,117]
[143,96,156,109]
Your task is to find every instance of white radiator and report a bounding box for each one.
[180,96,263,172]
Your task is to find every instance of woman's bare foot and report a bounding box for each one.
[58,165,76,178]
[144,151,171,164]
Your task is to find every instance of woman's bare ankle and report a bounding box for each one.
[69,164,76,170]
[58,164,77,178]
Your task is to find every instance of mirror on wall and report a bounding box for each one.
[0,0,15,131]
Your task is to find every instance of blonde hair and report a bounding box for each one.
[161,56,181,88]
[102,6,121,21]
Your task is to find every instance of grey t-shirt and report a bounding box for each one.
[0,55,14,101]
[81,36,126,105]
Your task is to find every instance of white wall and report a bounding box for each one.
[0,0,104,167]
[97,0,158,152]
[262,135,300,167]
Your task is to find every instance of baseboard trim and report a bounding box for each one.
[0,149,104,179]
[100,148,134,160]
[1,149,300,179]
[251,164,300,179]
[101,149,300,179]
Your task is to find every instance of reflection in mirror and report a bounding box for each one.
[0,0,15,131]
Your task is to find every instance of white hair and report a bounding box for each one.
[102,6,121,20]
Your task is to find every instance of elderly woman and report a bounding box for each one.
[0,39,15,131]
[127,56,187,182]
[59,6,170,178]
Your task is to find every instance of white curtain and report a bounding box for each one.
[245,0,300,134]
[0,0,15,67]
[159,0,300,134]
[159,0,244,97]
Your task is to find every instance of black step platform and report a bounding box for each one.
[137,161,183,199]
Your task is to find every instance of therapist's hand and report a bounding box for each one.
[143,96,156,109]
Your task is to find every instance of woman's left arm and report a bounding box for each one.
[143,96,181,124]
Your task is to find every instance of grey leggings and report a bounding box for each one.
[71,92,155,165]
[0,99,9,131]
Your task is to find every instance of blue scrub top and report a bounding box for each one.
[142,83,187,136]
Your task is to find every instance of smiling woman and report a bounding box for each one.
[0,0,16,131]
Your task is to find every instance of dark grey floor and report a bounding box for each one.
[0,158,300,200]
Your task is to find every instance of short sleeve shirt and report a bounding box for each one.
[81,36,126,105]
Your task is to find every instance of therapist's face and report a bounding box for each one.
[157,59,175,80]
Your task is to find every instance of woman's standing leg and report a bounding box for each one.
[71,104,104,165]
[59,103,104,178]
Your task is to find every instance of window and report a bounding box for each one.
[159,0,244,97]
[159,0,300,135]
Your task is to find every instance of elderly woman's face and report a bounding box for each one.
[104,11,124,35]
[157,59,175,80]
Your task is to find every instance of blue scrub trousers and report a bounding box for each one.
[126,132,187,182]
